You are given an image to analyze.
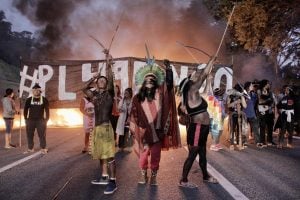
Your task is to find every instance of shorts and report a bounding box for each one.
[91,123,116,160]
[4,118,14,133]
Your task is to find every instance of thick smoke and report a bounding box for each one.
[12,0,224,62]
[234,54,279,88]
[10,0,278,85]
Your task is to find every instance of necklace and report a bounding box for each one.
[31,96,43,105]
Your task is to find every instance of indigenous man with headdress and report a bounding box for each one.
[178,61,218,188]
[129,59,180,186]
[83,49,117,195]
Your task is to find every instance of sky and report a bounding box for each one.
[0,0,226,63]
[1,0,38,32]
[0,0,282,85]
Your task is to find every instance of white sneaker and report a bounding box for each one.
[210,145,219,151]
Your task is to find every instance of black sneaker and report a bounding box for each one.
[9,143,17,148]
[81,149,87,154]
[104,180,117,194]
[91,176,109,185]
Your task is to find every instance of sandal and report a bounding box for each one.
[178,181,198,188]
[203,177,218,184]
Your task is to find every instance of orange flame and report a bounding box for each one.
[49,109,83,127]
[0,109,83,129]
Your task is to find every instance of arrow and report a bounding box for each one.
[89,35,106,50]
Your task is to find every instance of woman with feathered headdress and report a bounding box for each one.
[129,58,180,186]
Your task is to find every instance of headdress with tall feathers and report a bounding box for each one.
[135,44,165,86]
[135,63,165,86]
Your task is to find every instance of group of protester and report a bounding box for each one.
[1,83,49,154]
[207,79,299,152]
[77,50,219,193]
[2,50,299,195]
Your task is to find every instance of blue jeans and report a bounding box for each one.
[247,117,260,144]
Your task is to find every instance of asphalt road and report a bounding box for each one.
[0,127,299,200]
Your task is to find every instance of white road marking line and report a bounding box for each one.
[293,136,300,140]
[0,152,41,173]
[207,163,249,200]
[184,146,249,200]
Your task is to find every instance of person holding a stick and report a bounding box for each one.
[178,59,218,188]
[2,88,18,149]
[83,49,117,195]
[226,84,247,150]
[129,59,180,186]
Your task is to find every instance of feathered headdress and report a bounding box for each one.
[135,63,165,86]
[135,44,165,86]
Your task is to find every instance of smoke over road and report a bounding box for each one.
[4,0,278,85]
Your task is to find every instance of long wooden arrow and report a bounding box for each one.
[108,11,124,53]
[89,35,106,50]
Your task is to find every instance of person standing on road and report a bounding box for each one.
[2,88,18,149]
[178,61,218,188]
[226,84,247,150]
[79,87,95,154]
[130,59,180,186]
[209,87,226,151]
[111,84,121,145]
[276,85,295,148]
[116,87,133,152]
[23,83,49,154]
[257,79,276,147]
[244,82,260,146]
[83,49,117,195]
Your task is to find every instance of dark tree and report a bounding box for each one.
[0,10,34,67]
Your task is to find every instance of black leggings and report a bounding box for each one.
[181,146,209,182]
[181,123,209,182]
